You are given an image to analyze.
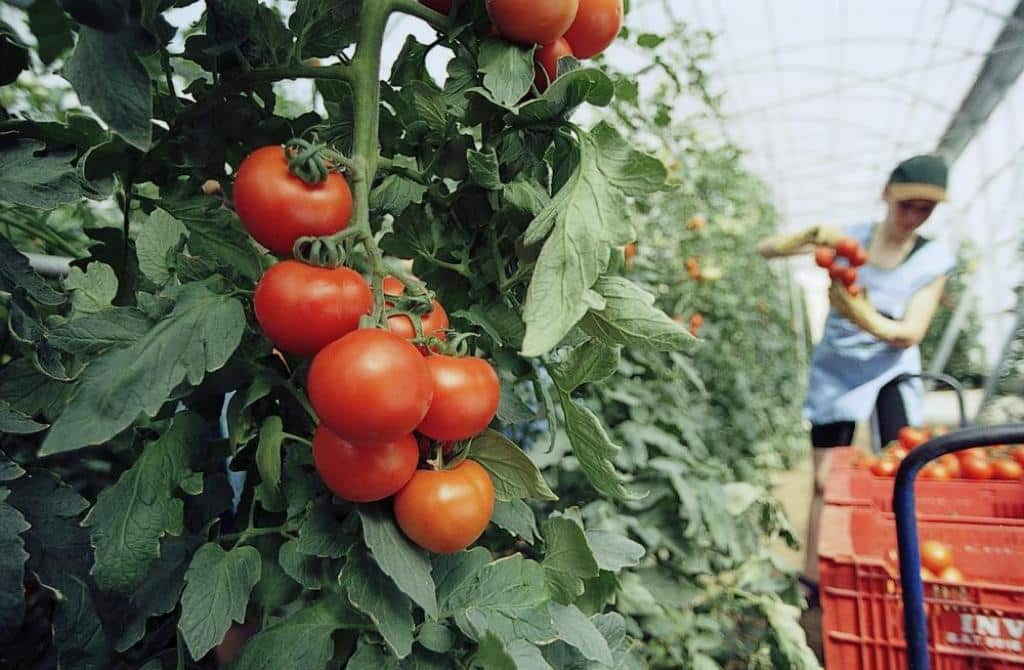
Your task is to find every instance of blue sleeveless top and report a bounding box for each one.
[804,222,956,426]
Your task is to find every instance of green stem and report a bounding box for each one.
[176,629,185,670]
[283,380,318,425]
[121,179,133,276]
[282,432,312,447]
[390,0,455,31]
[0,213,80,256]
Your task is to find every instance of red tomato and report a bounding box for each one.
[535,37,574,90]
[624,242,637,265]
[254,261,372,357]
[233,146,352,255]
[888,446,909,461]
[939,565,964,583]
[486,0,580,45]
[849,246,869,267]
[960,456,993,480]
[898,426,928,450]
[920,567,936,581]
[394,459,495,553]
[562,0,622,58]
[920,462,951,480]
[857,455,880,470]
[307,329,433,443]
[847,284,862,297]
[312,427,418,502]
[814,247,836,268]
[939,454,961,478]
[870,458,898,477]
[1014,446,1024,467]
[417,355,501,441]
[835,237,859,260]
[828,264,845,281]
[838,266,858,287]
[689,312,704,336]
[920,540,954,574]
[382,276,449,344]
[992,459,1023,480]
[956,447,988,463]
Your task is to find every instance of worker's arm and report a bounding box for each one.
[757,225,844,259]
[829,275,947,348]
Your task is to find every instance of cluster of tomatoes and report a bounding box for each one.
[857,426,1024,481]
[234,146,500,554]
[815,236,868,296]
[918,539,963,583]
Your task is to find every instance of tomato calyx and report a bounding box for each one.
[284,137,355,185]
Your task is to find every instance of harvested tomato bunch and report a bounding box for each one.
[486,0,623,91]
[814,235,868,295]
[919,540,962,582]
[897,426,929,450]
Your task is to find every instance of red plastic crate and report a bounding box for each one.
[819,505,1024,669]
[824,448,1024,524]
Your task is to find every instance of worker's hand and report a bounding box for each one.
[769,225,843,255]
[829,281,895,341]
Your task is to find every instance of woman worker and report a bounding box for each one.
[757,154,956,596]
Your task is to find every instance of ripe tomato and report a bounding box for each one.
[828,264,845,281]
[939,565,964,583]
[847,284,862,297]
[624,242,637,265]
[394,459,495,553]
[992,459,1023,480]
[898,426,928,451]
[920,462,951,480]
[849,246,869,267]
[835,237,859,260]
[956,447,988,464]
[689,312,704,336]
[312,427,418,502]
[870,458,898,477]
[960,456,993,480]
[838,266,858,287]
[857,455,880,470]
[307,329,433,443]
[888,446,909,461]
[1014,446,1024,467]
[254,261,372,356]
[686,257,701,280]
[920,567,936,581]
[382,276,449,344]
[417,355,501,441]
[814,247,836,268]
[562,0,622,58]
[920,540,954,574]
[939,454,961,478]
[486,0,580,45]
[535,37,574,90]
[233,146,353,255]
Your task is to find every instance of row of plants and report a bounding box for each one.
[1,0,817,668]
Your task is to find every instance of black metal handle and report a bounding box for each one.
[893,423,1024,670]
[892,372,969,428]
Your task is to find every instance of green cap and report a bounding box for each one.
[886,154,948,202]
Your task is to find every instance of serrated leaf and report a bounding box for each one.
[584,530,645,571]
[581,276,696,351]
[0,400,48,435]
[468,148,502,190]
[254,416,283,504]
[434,547,491,616]
[502,177,550,216]
[559,394,644,501]
[230,594,366,670]
[417,620,454,654]
[491,499,537,545]
[0,235,65,304]
[289,0,360,58]
[41,283,246,455]
[0,496,30,641]
[136,208,188,285]
[548,602,613,665]
[297,499,349,558]
[82,412,204,593]
[278,539,338,591]
[371,173,428,216]
[469,430,556,502]
[0,140,87,209]
[512,67,615,124]
[453,303,525,350]
[63,262,118,316]
[541,518,599,604]
[48,307,152,355]
[477,39,533,109]
[495,378,536,425]
[64,27,152,150]
[343,550,415,659]
[163,199,265,281]
[27,0,74,64]
[358,503,437,618]
[179,543,261,660]
[551,338,620,393]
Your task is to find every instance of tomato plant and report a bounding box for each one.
[534,37,575,90]
[563,0,624,58]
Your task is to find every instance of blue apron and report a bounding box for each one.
[804,222,956,426]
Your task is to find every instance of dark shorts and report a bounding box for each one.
[810,376,909,448]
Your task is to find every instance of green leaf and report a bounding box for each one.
[548,602,613,665]
[115,535,199,651]
[41,283,246,455]
[278,539,338,590]
[48,307,152,355]
[0,494,29,640]
[445,554,555,643]
[298,499,349,558]
[522,126,659,356]
[358,503,438,618]
[0,140,86,209]
[468,148,502,190]
[541,517,599,605]
[581,276,696,351]
[27,0,74,64]
[491,499,537,545]
[550,338,620,393]
[636,33,666,48]
[290,0,360,58]
[346,640,400,670]
[136,208,188,285]
[434,547,491,616]
[495,378,536,425]
[469,430,557,502]
[473,634,552,670]
[0,235,65,305]
[453,303,525,350]
[757,596,820,669]
[417,621,454,654]
[64,27,152,150]
[559,394,644,501]
[163,199,265,282]
[0,20,29,86]
[512,67,615,124]
[63,262,118,316]
[584,530,645,571]
[343,550,415,659]
[255,416,284,504]
[230,594,366,670]
[179,543,261,660]
[0,452,24,482]
[0,400,47,435]
[206,0,256,51]
[371,174,428,216]
[477,39,533,109]
[60,0,129,31]
[82,412,204,593]
[502,177,550,216]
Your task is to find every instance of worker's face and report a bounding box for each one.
[885,196,936,233]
